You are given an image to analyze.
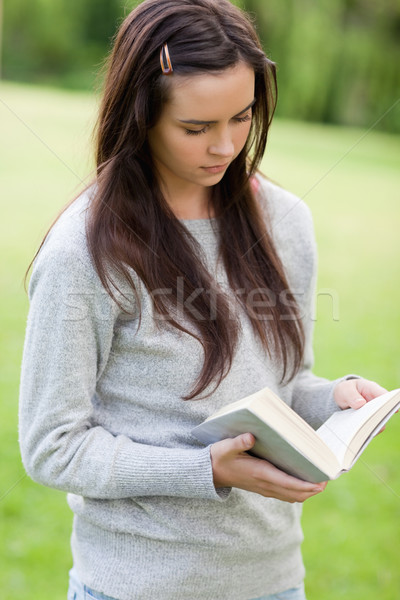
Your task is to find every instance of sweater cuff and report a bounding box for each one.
[113,440,230,501]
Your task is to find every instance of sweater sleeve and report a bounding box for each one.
[19,238,221,501]
[290,305,359,428]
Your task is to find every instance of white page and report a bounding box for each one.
[316,389,400,467]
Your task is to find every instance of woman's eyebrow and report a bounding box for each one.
[178,98,256,125]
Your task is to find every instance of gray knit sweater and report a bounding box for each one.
[19,178,342,600]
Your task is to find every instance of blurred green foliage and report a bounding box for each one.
[2,0,126,89]
[3,0,400,130]
[241,0,400,132]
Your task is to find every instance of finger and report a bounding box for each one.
[356,379,388,402]
[334,380,366,409]
[296,486,327,503]
[257,459,326,493]
[345,382,368,409]
[334,379,388,410]
[291,480,328,502]
[348,395,367,409]
[270,479,328,503]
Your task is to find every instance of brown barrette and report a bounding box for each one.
[160,43,174,75]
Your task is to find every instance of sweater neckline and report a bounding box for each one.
[181,217,219,235]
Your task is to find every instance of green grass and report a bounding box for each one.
[1,81,399,599]
[264,117,400,599]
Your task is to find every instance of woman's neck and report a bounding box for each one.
[163,184,215,220]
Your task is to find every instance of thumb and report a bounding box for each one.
[212,433,255,457]
[234,433,256,452]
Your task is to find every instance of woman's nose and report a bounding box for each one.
[208,130,235,158]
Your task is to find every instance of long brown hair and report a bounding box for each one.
[87,0,304,399]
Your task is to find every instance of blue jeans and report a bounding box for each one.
[68,568,306,600]
[68,569,115,600]
[251,582,306,600]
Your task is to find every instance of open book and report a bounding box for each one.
[192,387,400,483]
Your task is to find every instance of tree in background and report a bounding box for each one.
[2,0,399,132]
[242,0,400,132]
[2,0,126,88]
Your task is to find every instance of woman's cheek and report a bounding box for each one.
[178,138,205,163]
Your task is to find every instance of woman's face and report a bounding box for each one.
[148,61,255,205]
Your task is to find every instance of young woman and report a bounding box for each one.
[19,1,386,599]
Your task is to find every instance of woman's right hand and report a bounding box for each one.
[210,433,327,503]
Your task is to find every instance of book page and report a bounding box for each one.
[316,389,400,469]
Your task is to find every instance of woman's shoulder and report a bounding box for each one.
[43,185,95,256]
[30,186,98,291]
[29,186,134,310]
[253,174,313,233]
[252,174,317,287]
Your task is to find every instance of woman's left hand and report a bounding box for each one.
[334,377,388,410]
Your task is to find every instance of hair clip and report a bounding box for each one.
[160,43,174,75]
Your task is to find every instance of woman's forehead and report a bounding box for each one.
[164,62,255,121]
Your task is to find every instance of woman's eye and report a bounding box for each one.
[235,114,252,123]
[184,114,251,135]
[185,127,208,136]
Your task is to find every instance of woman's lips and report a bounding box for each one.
[201,163,230,174]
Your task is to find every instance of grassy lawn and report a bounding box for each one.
[1,81,399,599]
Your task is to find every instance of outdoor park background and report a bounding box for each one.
[0,0,399,598]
